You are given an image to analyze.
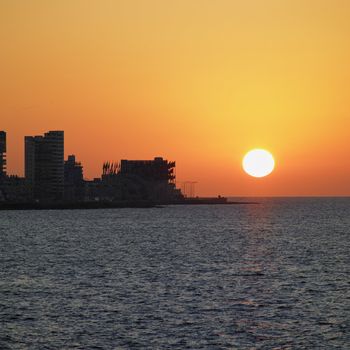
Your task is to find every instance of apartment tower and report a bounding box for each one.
[25,131,64,201]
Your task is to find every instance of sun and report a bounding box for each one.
[242,149,275,178]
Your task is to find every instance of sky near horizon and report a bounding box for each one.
[1,0,349,196]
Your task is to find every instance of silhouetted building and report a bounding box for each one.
[0,176,31,203]
[0,131,6,179]
[120,157,176,183]
[64,155,84,201]
[84,178,102,201]
[95,157,182,202]
[25,131,64,201]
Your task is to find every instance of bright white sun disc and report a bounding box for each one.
[242,149,275,178]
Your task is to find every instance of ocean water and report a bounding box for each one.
[0,198,349,349]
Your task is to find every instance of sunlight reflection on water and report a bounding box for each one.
[0,198,349,349]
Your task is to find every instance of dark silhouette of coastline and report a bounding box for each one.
[0,130,258,209]
[0,198,258,210]
[0,200,156,210]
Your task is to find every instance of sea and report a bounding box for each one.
[0,198,349,349]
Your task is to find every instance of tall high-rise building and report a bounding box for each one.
[0,131,6,179]
[25,131,64,201]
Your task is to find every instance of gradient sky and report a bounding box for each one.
[1,0,349,196]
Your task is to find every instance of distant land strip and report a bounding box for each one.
[0,198,259,210]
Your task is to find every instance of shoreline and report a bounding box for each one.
[0,198,259,210]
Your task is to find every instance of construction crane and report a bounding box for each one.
[177,181,198,198]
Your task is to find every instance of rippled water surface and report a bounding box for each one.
[0,198,349,349]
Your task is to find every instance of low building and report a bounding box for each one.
[0,176,31,203]
[64,155,84,201]
[120,157,176,183]
[0,131,6,179]
[95,157,183,202]
[84,178,102,201]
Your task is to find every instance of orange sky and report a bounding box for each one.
[1,0,349,196]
